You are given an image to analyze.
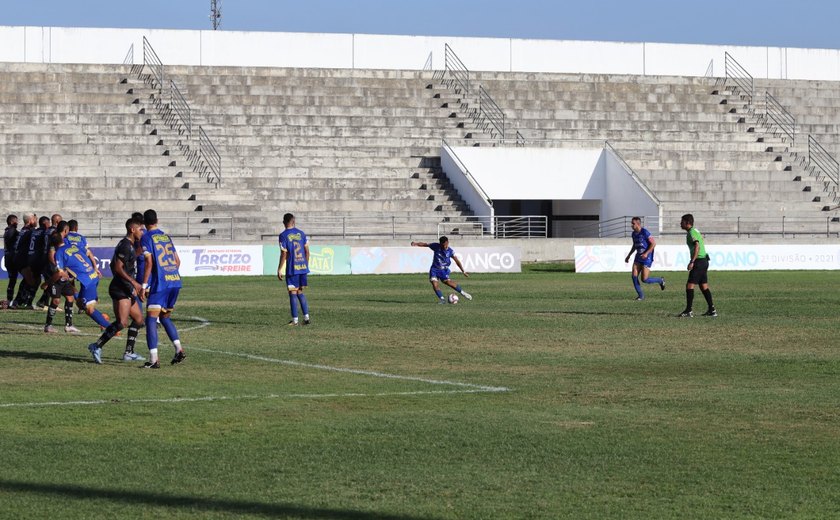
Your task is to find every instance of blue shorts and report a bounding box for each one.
[429,268,451,282]
[634,253,654,269]
[147,287,180,311]
[286,274,308,290]
[77,280,100,307]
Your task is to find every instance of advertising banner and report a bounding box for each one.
[177,245,263,276]
[262,245,352,276]
[575,244,840,273]
[350,247,521,275]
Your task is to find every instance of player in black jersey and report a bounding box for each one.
[43,222,79,334]
[88,219,147,363]
[3,214,20,303]
[10,214,36,308]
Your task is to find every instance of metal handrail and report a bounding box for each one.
[198,125,222,187]
[704,59,714,77]
[142,36,165,91]
[572,216,660,238]
[444,43,471,95]
[656,215,840,238]
[170,79,192,137]
[478,85,506,139]
[423,52,433,71]
[123,43,134,65]
[282,215,546,239]
[90,214,233,240]
[515,130,526,147]
[808,134,839,185]
[604,141,661,206]
[494,216,548,238]
[765,91,795,143]
[442,138,492,205]
[724,52,754,102]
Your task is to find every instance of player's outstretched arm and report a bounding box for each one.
[625,245,635,263]
[277,250,287,282]
[410,241,428,247]
[453,256,469,278]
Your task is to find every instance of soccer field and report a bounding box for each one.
[1,265,838,519]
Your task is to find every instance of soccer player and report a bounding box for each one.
[25,216,50,309]
[66,219,99,269]
[410,236,472,304]
[88,219,147,364]
[140,209,185,369]
[3,214,20,303]
[130,212,146,313]
[624,217,665,300]
[678,214,717,318]
[11,214,36,308]
[52,229,112,349]
[35,214,63,309]
[277,213,311,326]
[43,227,80,334]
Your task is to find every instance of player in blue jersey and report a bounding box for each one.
[52,232,113,363]
[140,209,185,368]
[410,236,472,304]
[66,220,99,268]
[277,213,311,326]
[623,217,665,301]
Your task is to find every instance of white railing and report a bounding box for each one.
[87,214,233,240]
[286,215,547,239]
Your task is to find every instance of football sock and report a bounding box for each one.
[148,347,159,364]
[644,276,664,285]
[7,278,15,301]
[125,321,141,354]
[632,275,643,298]
[96,322,125,348]
[701,288,715,310]
[289,293,299,319]
[64,300,74,327]
[89,308,111,328]
[46,303,58,327]
[685,289,695,311]
[145,316,159,350]
[160,316,180,343]
[434,289,443,300]
[297,293,309,316]
[173,339,182,352]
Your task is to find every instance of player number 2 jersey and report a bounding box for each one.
[141,228,182,291]
[55,244,99,286]
[279,227,309,276]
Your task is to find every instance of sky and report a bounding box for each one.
[1,0,839,50]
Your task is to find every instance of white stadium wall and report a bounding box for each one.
[4,25,840,80]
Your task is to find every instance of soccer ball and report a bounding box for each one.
[448,294,459,304]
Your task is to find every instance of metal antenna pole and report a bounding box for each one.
[210,0,222,30]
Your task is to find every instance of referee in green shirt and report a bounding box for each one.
[679,214,717,317]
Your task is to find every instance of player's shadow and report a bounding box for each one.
[0,349,88,363]
[0,479,441,520]
[531,310,637,317]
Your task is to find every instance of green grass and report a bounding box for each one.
[1,265,839,519]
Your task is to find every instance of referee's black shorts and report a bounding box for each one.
[687,256,710,285]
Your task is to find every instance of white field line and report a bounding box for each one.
[193,347,511,393]
[0,389,497,409]
[2,315,511,409]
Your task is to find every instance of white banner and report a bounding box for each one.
[177,245,263,276]
[575,244,840,273]
[350,247,521,275]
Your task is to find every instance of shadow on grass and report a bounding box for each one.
[530,310,637,317]
[0,479,441,520]
[0,349,88,363]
